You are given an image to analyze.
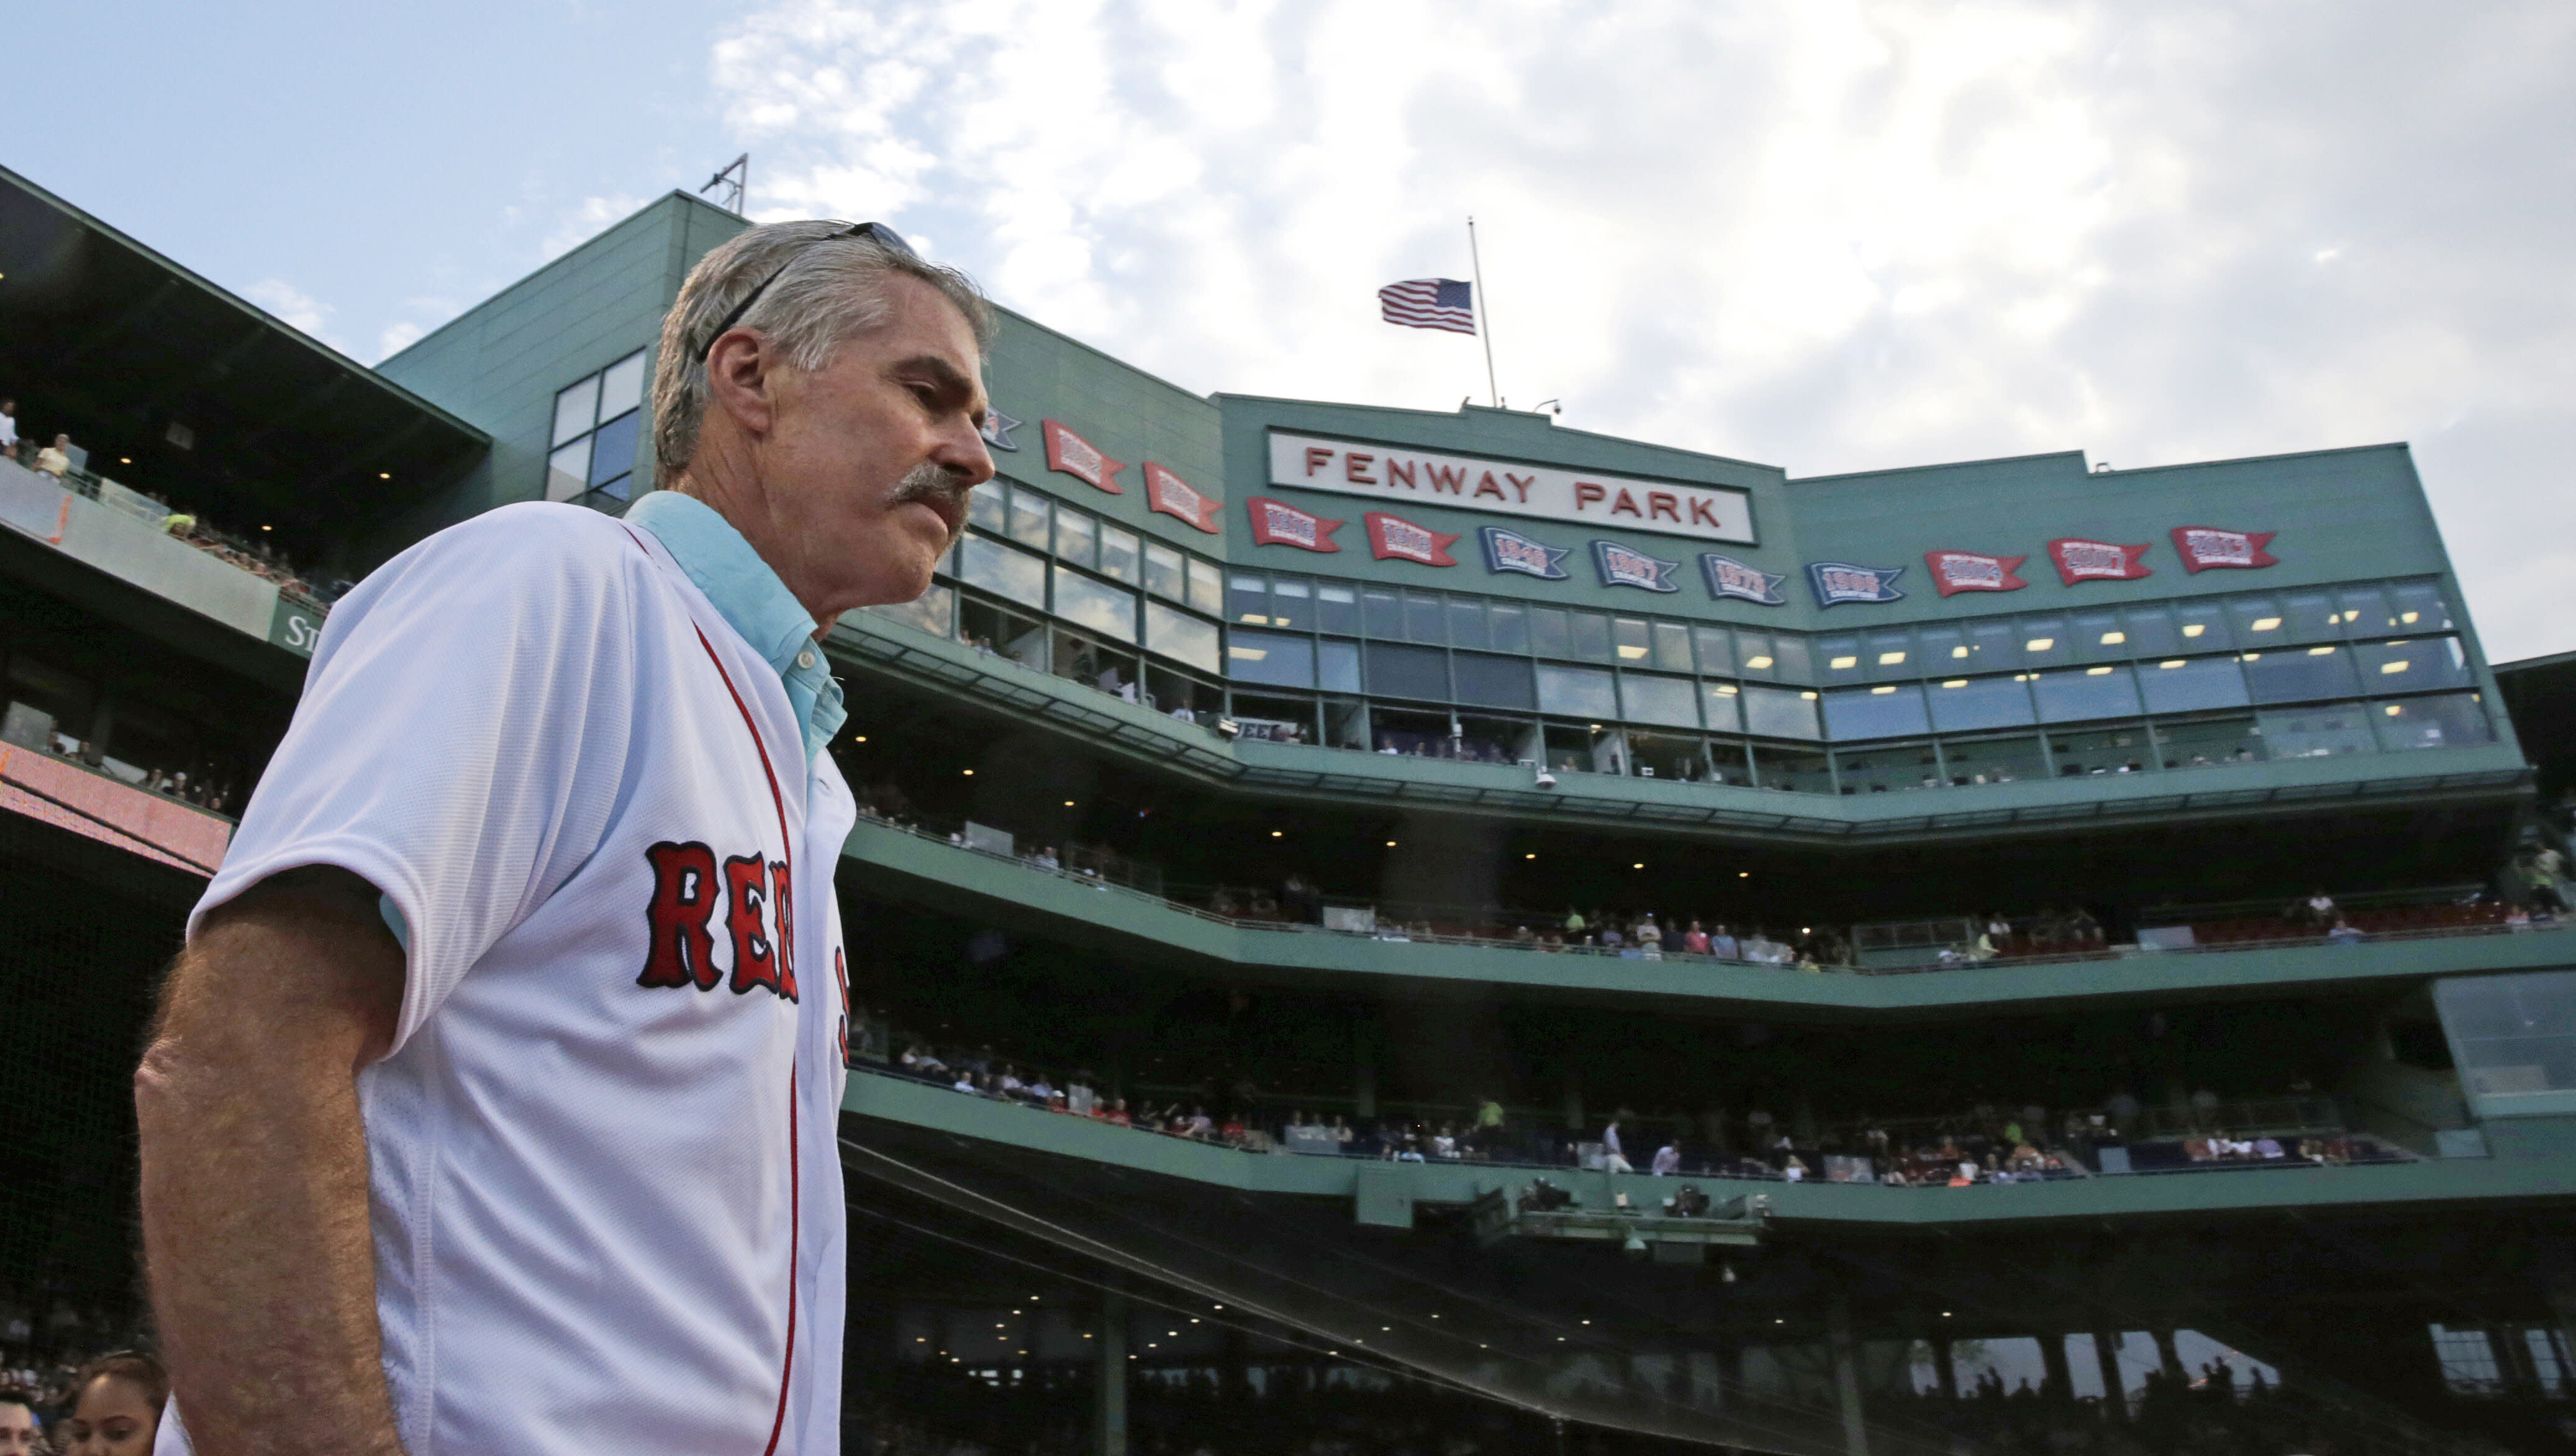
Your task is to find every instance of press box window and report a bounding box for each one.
[546,348,647,506]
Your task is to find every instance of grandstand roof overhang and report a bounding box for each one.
[0,165,489,548]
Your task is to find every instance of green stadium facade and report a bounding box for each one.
[5,169,2575,1454]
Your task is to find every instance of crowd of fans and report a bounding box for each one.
[0,1347,168,1454]
[34,732,238,815]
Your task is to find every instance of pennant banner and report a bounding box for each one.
[1481,525,1571,580]
[2170,526,2278,573]
[1143,462,1221,534]
[1246,496,1344,553]
[979,407,1022,452]
[2048,539,2154,586]
[1364,511,1461,566]
[1701,554,1787,606]
[1923,549,2030,598]
[1593,540,1680,593]
[1043,419,1125,494]
[1808,561,1907,607]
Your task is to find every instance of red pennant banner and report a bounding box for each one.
[1042,419,1125,494]
[1923,549,2029,598]
[1246,496,1344,553]
[2046,538,2155,586]
[2169,526,2279,574]
[1364,511,1462,567]
[1142,462,1221,534]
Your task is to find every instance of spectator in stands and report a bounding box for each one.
[1602,1114,1636,1174]
[2326,917,2365,945]
[0,399,16,462]
[2518,848,2569,916]
[1651,1140,1680,1176]
[0,1384,37,1455]
[1562,908,1585,939]
[62,1350,165,1455]
[1472,1094,1504,1155]
[1707,922,1739,961]
[1634,914,1663,959]
[2286,889,2339,929]
[1330,1114,1352,1145]
[32,435,70,478]
[1680,919,1710,956]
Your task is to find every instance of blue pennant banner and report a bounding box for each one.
[1807,561,1907,607]
[1592,540,1680,592]
[1479,524,1571,580]
[1700,554,1787,606]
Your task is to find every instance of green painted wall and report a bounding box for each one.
[978,310,1227,554]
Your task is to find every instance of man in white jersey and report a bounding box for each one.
[134,220,995,1456]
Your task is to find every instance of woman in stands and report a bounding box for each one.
[61,1351,165,1456]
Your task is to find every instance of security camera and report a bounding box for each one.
[1534,771,1558,789]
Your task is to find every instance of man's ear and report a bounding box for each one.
[704,330,780,440]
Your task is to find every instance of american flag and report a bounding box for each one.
[1378,278,1476,334]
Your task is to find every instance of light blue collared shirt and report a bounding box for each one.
[381,493,846,952]
[625,489,848,762]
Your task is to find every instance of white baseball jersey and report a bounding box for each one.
[163,502,856,1455]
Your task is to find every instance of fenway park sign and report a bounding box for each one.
[1266,432,1756,545]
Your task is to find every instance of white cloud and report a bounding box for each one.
[243,277,347,353]
[376,321,425,360]
[706,0,2576,658]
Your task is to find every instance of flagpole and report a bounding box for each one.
[1467,216,1500,407]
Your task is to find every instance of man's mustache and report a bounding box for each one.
[889,462,979,546]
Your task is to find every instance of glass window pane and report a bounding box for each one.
[1834,742,1942,794]
[1144,542,1184,600]
[1823,684,1930,740]
[545,439,590,502]
[1145,602,1220,673]
[1054,570,1136,643]
[959,534,1048,609]
[2436,971,2576,1101]
[1738,632,1782,679]
[1053,509,1096,566]
[2334,585,2393,636]
[1535,664,1618,720]
[2139,655,2251,714]
[1186,558,1223,615]
[1316,584,1359,636]
[1453,652,1536,709]
[1942,735,2044,786]
[2031,665,2144,723]
[2357,637,2473,691]
[597,350,647,421]
[1912,624,1966,671]
[2070,610,2128,663]
[1362,588,1405,639]
[593,473,634,503]
[2242,642,2363,704]
[1692,626,1736,677]
[1228,573,1271,626]
[1928,673,2036,732]
[1446,598,1489,651]
[2226,594,2286,645]
[969,481,1009,535]
[2156,714,2265,768]
[1860,629,1915,681]
[1962,619,2017,673]
[586,410,640,487]
[1488,603,1529,655]
[1742,683,1821,740]
[1818,635,1864,683]
[1318,639,1361,693]
[1653,622,1694,675]
[1621,672,1699,726]
[552,375,600,446]
[1009,489,1051,548]
[2017,615,2071,668]
[2376,693,2494,751]
[869,582,953,640]
[1366,642,1449,701]
[1097,526,1139,585]
[2257,702,2379,758]
[2282,589,2341,643]
[2175,598,2233,650]
[2120,606,2182,657]
[1404,593,1446,644]
[1702,682,1743,732]
[1751,744,1832,792]
[1571,612,1613,663]
[1529,608,1571,660]
[1230,629,1314,688]
[2389,580,2455,632]
[1270,579,1311,631]
[2048,725,2153,776]
[1612,617,1652,663]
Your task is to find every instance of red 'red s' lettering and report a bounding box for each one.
[769,860,800,1003]
[725,854,780,996]
[639,842,721,990]
[833,948,851,1063]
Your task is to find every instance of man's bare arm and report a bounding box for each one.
[135,867,409,1456]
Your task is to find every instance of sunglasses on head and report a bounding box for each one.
[699,221,917,360]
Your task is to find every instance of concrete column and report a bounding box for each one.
[1095,1290,1128,1456]
[1827,1295,1871,1456]
[2091,1331,2128,1421]
[1930,1336,1959,1400]
[2040,1333,2074,1402]
[2151,1329,2187,1385]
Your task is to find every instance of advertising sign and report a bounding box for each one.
[1808,562,1907,607]
[1266,431,1755,544]
[1043,419,1125,494]
[2047,538,2154,586]
[2170,526,2279,573]
[1923,549,2029,598]
[1481,525,1571,580]
[1364,511,1461,566]
[1592,540,1680,593]
[1142,462,1222,534]
[1246,496,1344,552]
[1700,554,1787,606]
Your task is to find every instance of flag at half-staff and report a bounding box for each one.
[1378,278,1476,334]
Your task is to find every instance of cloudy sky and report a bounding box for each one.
[14,1,2574,659]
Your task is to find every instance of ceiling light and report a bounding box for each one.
[2251,617,2282,632]
[1746,655,1774,670]
[1739,871,1750,878]
[2384,704,2404,717]
[1525,853,1537,860]
[962,768,974,775]
[1631,862,1643,870]
[2183,624,2206,637]
[2024,638,2054,652]
[2380,661,2409,674]
[853,735,867,743]
[2159,661,2184,670]
[1271,830,1282,837]
[1877,652,1906,665]
[2085,666,2113,676]
[119,457,131,465]
[1941,679,1967,689]
[1830,655,1857,670]
[2100,631,2125,645]
[1064,799,1076,806]
[1869,685,1896,694]
[1386,840,1397,847]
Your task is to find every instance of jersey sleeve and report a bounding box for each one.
[191,505,643,1056]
